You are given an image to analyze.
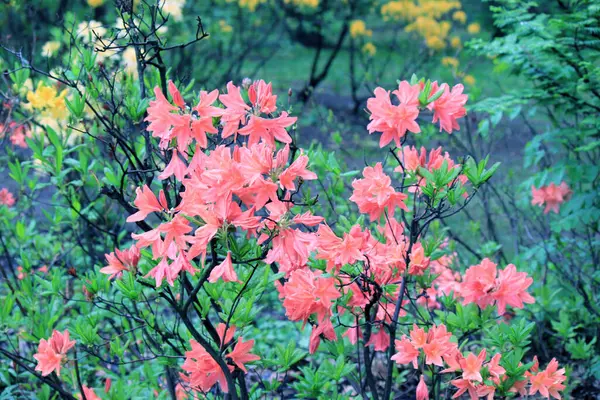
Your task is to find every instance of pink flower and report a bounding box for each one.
[315,224,366,271]
[220,80,296,145]
[342,326,363,344]
[226,337,260,372]
[248,80,277,113]
[219,81,251,139]
[487,353,505,383]
[145,81,222,152]
[350,163,408,221]
[145,86,179,147]
[450,378,478,399]
[366,327,390,351]
[1,122,32,148]
[208,251,240,283]
[428,82,468,134]
[390,336,419,368]
[531,182,571,214]
[159,150,188,181]
[278,149,318,191]
[79,386,101,400]
[33,330,76,376]
[237,112,296,146]
[100,245,140,279]
[459,349,486,382]
[309,318,337,354]
[366,81,421,147]
[191,89,223,149]
[528,358,567,399]
[461,258,534,315]
[0,188,15,207]
[146,258,176,287]
[277,268,341,324]
[408,243,430,276]
[126,185,168,223]
[181,339,229,393]
[416,375,429,400]
[181,325,259,393]
[392,323,457,369]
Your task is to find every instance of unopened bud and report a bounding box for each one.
[288,88,292,97]
[242,77,252,90]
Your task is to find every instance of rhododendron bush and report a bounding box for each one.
[2,1,595,399]
[0,65,568,398]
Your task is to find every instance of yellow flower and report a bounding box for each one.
[48,94,69,120]
[219,20,233,33]
[450,36,462,49]
[442,56,459,68]
[382,0,460,21]
[406,16,451,42]
[350,20,372,38]
[452,10,466,24]
[362,42,377,57]
[26,82,69,121]
[27,82,58,110]
[87,0,105,7]
[425,36,445,50]
[42,41,61,57]
[464,74,476,86]
[467,22,481,34]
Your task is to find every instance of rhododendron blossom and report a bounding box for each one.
[460,258,534,314]
[416,375,429,400]
[367,81,421,147]
[33,330,76,376]
[391,324,457,368]
[277,268,341,324]
[531,182,572,214]
[0,188,16,207]
[220,80,297,145]
[1,121,31,148]
[126,185,168,223]
[350,162,408,221]
[79,386,101,400]
[181,324,259,393]
[527,357,567,399]
[208,251,240,283]
[427,82,468,134]
[100,245,140,279]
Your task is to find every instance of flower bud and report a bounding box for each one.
[242,77,252,90]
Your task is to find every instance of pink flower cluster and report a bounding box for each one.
[524,357,567,400]
[349,162,408,221]
[123,80,319,287]
[367,80,467,147]
[180,323,259,393]
[396,145,468,193]
[0,188,16,207]
[391,324,458,368]
[100,245,140,279]
[276,268,341,353]
[531,182,571,214]
[461,258,534,315]
[0,121,31,148]
[392,324,566,399]
[33,329,76,376]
